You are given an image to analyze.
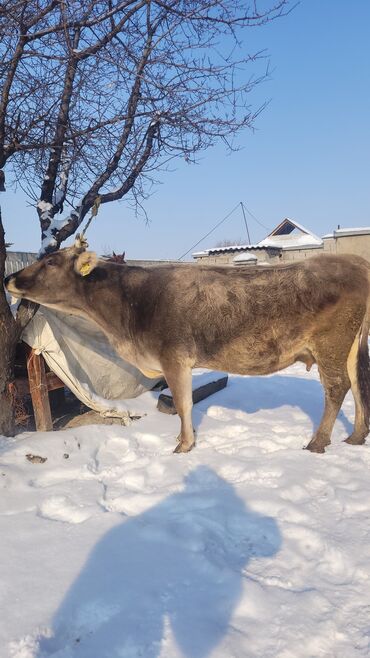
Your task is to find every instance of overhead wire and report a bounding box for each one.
[178,202,241,260]
[178,201,271,261]
[241,203,269,231]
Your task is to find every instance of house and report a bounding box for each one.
[322,227,370,261]
[192,219,370,265]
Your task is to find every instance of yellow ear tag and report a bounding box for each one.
[80,262,91,276]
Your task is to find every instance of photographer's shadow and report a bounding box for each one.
[38,467,281,658]
[196,374,353,436]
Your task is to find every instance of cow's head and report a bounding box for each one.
[4,235,99,309]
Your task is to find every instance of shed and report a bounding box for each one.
[5,251,37,277]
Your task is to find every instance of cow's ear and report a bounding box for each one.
[74,251,98,277]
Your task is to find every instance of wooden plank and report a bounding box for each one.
[14,343,65,431]
[15,371,64,397]
[45,371,65,392]
[157,374,228,415]
[26,349,53,431]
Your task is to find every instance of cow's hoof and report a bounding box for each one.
[344,435,366,446]
[304,442,326,453]
[174,441,195,454]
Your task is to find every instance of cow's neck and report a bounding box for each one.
[76,267,146,365]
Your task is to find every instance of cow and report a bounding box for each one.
[5,237,370,454]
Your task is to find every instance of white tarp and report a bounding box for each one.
[21,307,162,419]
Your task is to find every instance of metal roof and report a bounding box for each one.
[193,244,281,257]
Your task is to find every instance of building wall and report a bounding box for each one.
[280,247,323,262]
[195,249,280,266]
[322,235,370,261]
[193,233,370,266]
[126,259,191,267]
[281,235,370,262]
[194,253,234,265]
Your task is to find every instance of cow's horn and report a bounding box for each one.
[74,233,88,252]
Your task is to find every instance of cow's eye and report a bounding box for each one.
[46,258,57,266]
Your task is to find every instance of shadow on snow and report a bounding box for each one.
[37,466,281,658]
[195,373,353,438]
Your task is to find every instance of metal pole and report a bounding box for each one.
[240,202,251,244]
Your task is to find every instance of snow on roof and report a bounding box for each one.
[257,218,322,250]
[192,250,210,257]
[193,244,254,257]
[322,227,370,239]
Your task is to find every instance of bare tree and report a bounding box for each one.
[215,238,246,248]
[0,0,291,434]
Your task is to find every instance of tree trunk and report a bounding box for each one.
[0,322,16,436]
[0,206,37,436]
[0,206,17,435]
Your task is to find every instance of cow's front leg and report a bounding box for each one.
[162,361,195,453]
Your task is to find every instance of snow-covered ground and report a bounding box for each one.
[1,363,370,658]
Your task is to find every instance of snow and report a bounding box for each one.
[39,203,82,255]
[40,234,58,253]
[233,252,258,263]
[258,233,323,249]
[37,201,53,214]
[37,201,53,230]
[1,363,370,658]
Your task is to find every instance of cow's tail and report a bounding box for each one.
[347,298,370,431]
[357,312,370,427]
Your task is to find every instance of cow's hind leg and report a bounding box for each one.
[345,402,369,445]
[306,362,350,453]
[161,361,195,453]
[344,326,370,445]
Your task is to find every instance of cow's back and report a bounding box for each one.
[128,254,369,375]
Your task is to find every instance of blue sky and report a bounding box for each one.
[3,0,370,259]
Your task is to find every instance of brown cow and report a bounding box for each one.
[5,238,370,453]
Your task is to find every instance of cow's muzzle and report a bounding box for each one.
[4,273,22,297]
